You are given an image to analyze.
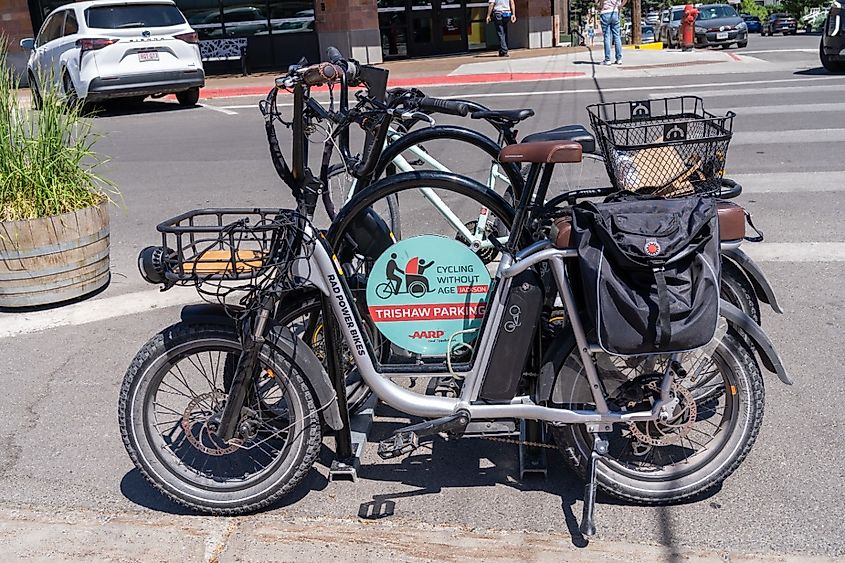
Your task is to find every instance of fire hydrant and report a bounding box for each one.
[680,4,699,51]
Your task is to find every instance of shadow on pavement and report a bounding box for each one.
[119,444,332,515]
[795,67,841,76]
[90,100,199,118]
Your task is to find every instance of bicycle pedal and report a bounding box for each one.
[377,431,419,459]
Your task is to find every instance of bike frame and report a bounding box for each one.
[298,226,678,429]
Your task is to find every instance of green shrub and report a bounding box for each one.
[740,0,768,19]
[0,37,115,222]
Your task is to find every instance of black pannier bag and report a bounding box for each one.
[571,195,720,356]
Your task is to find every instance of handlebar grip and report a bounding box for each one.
[326,46,343,64]
[419,97,470,117]
[300,62,340,86]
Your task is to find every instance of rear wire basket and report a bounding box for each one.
[156,208,312,314]
[588,97,735,197]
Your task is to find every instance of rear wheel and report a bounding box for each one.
[119,322,322,514]
[62,71,79,107]
[721,260,761,324]
[550,330,764,504]
[176,87,200,107]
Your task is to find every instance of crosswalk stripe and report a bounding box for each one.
[711,102,845,115]
[0,288,199,339]
[743,242,845,262]
[732,128,845,145]
[730,171,845,192]
[650,83,844,99]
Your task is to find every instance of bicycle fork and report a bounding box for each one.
[215,297,275,442]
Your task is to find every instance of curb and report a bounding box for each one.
[199,71,585,100]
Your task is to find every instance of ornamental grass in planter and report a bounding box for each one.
[0,40,116,308]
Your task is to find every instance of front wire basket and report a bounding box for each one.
[587,96,735,197]
[155,208,314,315]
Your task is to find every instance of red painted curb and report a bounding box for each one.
[198,72,584,100]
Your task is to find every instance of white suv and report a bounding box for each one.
[21,0,205,107]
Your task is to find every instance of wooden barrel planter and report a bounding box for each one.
[0,202,110,308]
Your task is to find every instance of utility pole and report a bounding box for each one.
[632,0,642,45]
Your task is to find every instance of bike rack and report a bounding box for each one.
[329,395,376,482]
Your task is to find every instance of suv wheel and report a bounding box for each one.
[820,37,845,73]
[176,87,200,107]
[29,72,42,110]
[62,71,78,107]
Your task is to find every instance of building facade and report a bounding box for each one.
[2,0,567,77]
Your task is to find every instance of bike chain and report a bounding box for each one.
[476,435,560,450]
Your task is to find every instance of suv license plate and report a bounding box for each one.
[138,51,159,62]
[716,31,729,40]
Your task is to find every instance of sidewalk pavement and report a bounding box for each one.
[199,45,772,99]
[2,506,831,562]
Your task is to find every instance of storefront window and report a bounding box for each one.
[467,3,488,50]
[180,0,225,40]
[268,0,314,34]
[378,1,408,59]
[220,0,269,38]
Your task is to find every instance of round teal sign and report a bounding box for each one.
[366,235,491,355]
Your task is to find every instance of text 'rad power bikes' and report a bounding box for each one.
[120,49,792,536]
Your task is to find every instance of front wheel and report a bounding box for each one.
[550,331,764,504]
[820,37,845,72]
[737,40,747,48]
[119,322,322,514]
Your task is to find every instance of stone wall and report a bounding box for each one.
[314,0,382,64]
[1,0,35,80]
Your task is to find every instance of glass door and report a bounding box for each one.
[407,0,467,57]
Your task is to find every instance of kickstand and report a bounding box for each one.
[579,434,608,537]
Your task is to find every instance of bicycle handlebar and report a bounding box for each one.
[418,97,470,117]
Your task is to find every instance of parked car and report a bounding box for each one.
[694,4,748,48]
[819,1,844,72]
[20,0,205,107]
[762,13,798,35]
[657,6,685,48]
[741,14,762,33]
[624,22,656,44]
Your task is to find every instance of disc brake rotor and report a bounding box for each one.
[181,391,240,456]
[627,381,698,447]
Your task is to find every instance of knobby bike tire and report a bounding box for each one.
[119,322,322,515]
[549,331,764,505]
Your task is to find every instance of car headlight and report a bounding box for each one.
[695,26,707,33]
[737,21,747,30]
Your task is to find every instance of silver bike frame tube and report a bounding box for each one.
[305,231,670,425]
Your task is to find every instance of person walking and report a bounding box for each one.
[597,0,626,65]
[487,0,516,57]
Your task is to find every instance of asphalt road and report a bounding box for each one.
[1,33,844,560]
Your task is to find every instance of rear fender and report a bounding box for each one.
[720,299,792,385]
[179,304,344,430]
[722,246,783,314]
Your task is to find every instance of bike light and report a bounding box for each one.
[138,246,172,284]
[77,38,119,52]
[174,31,199,44]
